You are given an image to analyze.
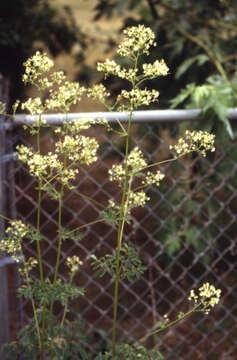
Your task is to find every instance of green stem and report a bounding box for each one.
[66,218,105,235]
[35,116,45,360]
[36,131,44,283]
[134,303,201,345]
[53,192,64,284]
[24,267,41,352]
[111,109,133,357]
[49,126,67,321]
[60,273,74,328]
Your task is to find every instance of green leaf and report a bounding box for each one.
[170,83,196,108]
[213,96,233,138]
[60,227,85,242]
[18,278,84,305]
[175,54,208,79]
[192,84,213,108]
[185,226,200,251]
[91,244,146,282]
[101,208,119,225]
[165,233,180,255]
[41,183,60,200]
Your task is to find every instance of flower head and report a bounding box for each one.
[0,220,29,262]
[22,51,54,88]
[117,25,156,57]
[170,130,215,157]
[46,81,85,112]
[143,59,169,78]
[188,282,221,314]
[66,255,83,275]
[87,84,111,102]
[117,88,159,110]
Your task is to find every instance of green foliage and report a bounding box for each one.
[91,244,147,282]
[157,180,215,261]
[101,208,131,225]
[175,54,209,80]
[171,75,236,140]
[95,343,164,360]
[41,183,60,200]
[1,319,88,360]
[18,278,84,306]
[59,227,86,242]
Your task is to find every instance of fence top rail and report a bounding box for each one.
[13,108,237,125]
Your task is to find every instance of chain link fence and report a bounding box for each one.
[2,112,237,359]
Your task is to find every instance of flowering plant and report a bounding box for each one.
[0,25,220,359]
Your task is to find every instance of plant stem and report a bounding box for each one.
[53,191,64,283]
[66,218,105,235]
[60,273,74,328]
[25,270,41,351]
[111,109,133,356]
[35,118,45,360]
[36,128,44,284]
[49,125,68,321]
[133,303,201,345]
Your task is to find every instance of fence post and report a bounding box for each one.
[0,73,10,358]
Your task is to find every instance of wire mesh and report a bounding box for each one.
[7,119,237,359]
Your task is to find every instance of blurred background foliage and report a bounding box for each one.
[0,0,85,102]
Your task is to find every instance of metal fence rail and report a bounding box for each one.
[13,108,237,124]
[1,109,237,359]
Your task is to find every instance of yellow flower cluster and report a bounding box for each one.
[0,220,29,262]
[17,145,61,178]
[46,82,86,112]
[22,51,54,87]
[188,282,221,314]
[108,190,150,215]
[108,147,165,213]
[66,255,83,275]
[128,191,150,211]
[55,118,109,135]
[117,25,156,57]
[17,117,107,187]
[97,60,138,82]
[94,25,169,112]
[143,59,169,78]
[19,257,38,276]
[170,130,215,157]
[51,71,66,85]
[97,59,121,78]
[109,147,147,184]
[143,170,165,186]
[87,84,111,102]
[109,164,124,184]
[109,147,165,188]
[127,147,147,174]
[21,52,86,119]
[117,88,159,110]
[55,134,99,165]
[21,97,45,116]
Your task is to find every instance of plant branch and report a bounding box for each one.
[134,303,201,345]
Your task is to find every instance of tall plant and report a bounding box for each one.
[0,25,221,359]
